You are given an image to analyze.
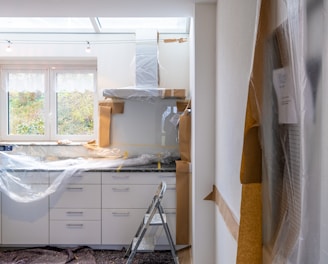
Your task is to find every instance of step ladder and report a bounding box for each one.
[124,181,179,264]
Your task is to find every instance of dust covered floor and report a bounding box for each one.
[0,246,174,264]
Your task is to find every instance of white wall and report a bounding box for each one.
[215,0,260,263]
[193,3,216,264]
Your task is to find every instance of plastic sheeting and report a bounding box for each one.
[261,0,323,263]
[0,148,178,203]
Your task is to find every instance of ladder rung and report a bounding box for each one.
[132,236,155,252]
[144,213,166,225]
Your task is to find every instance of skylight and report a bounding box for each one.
[97,17,189,33]
[0,17,94,33]
[0,17,190,34]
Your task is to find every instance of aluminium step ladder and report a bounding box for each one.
[124,181,179,264]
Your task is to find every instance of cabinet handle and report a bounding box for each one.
[66,223,84,228]
[112,212,130,217]
[165,212,176,215]
[112,175,130,179]
[66,211,84,216]
[160,175,175,178]
[66,187,84,191]
[112,187,130,192]
[166,187,176,191]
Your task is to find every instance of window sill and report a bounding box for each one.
[0,141,86,146]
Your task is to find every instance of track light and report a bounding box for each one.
[6,41,12,52]
[85,41,91,53]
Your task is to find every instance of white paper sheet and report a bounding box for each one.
[273,68,298,124]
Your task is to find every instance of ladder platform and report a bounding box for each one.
[132,236,155,252]
[144,213,167,225]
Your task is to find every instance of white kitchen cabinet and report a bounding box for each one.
[0,170,176,247]
[49,171,101,245]
[0,193,2,244]
[1,171,49,245]
[101,172,176,247]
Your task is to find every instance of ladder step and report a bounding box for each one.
[132,236,155,252]
[144,213,166,225]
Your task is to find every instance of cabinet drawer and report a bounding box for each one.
[102,172,176,185]
[50,171,101,184]
[50,220,101,244]
[102,209,176,246]
[10,171,49,184]
[102,184,176,209]
[50,185,101,208]
[102,209,145,245]
[50,209,101,221]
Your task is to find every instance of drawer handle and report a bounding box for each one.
[66,187,84,191]
[166,187,176,191]
[112,212,130,217]
[112,175,130,179]
[66,211,84,216]
[112,187,130,192]
[160,175,175,178]
[165,212,176,215]
[66,223,84,228]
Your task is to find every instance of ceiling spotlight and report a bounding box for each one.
[85,41,91,53]
[6,41,12,52]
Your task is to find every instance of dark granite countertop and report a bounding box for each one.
[99,162,176,172]
[7,162,176,173]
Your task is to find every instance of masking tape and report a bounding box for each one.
[204,185,239,241]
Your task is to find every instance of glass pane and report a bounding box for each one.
[97,17,189,33]
[56,73,95,135]
[7,72,45,135]
[0,17,94,33]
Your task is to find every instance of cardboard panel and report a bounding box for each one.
[98,105,112,147]
[236,184,262,264]
[179,108,191,162]
[175,160,191,245]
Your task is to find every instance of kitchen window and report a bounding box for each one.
[0,63,97,142]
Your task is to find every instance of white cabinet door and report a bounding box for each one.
[50,221,101,245]
[102,184,176,209]
[0,193,1,244]
[2,191,49,244]
[50,185,101,209]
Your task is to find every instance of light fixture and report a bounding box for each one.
[85,41,91,53]
[6,40,12,52]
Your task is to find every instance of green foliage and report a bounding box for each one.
[57,91,94,135]
[9,91,45,135]
[9,91,94,136]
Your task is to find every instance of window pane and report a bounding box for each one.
[7,72,45,135]
[56,73,95,136]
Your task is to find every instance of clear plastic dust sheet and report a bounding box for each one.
[260,0,323,263]
[0,146,177,203]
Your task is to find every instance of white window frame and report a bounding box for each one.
[0,62,97,142]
